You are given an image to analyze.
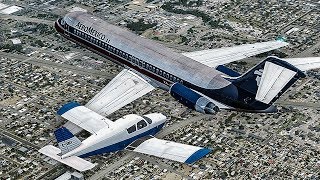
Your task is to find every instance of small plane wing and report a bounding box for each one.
[57,102,114,134]
[86,69,155,116]
[182,41,289,68]
[39,145,95,172]
[282,57,320,71]
[126,136,211,164]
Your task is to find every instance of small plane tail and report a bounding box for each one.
[54,127,81,155]
[232,56,305,105]
[39,145,95,172]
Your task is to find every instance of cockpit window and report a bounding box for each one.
[142,116,152,124]
[127,125,136,134]
[137,120,147,130]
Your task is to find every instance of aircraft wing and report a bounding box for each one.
[126,136,211,164]
[86,69,155,116]
[282,57,320,71]
[57,102,114,134]
[182,41,289,68]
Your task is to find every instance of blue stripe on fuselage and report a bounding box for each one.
[79,123,165,158]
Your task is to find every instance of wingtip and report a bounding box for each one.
[184,148,212,164]
[57,101,81,115]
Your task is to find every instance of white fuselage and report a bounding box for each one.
[62,113,166,158]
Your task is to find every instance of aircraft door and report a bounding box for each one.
[64,23,70,36]
[60,18,70,37]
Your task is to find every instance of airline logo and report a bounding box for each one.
[75,21,110,43]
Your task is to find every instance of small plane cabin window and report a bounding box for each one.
[139,60,142,67]
[142,61,145,68]
[159,70,162,76]
[127,125,136,134]
[137,120,147,130]
[142,116,152,124]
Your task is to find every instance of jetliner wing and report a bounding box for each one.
[182,41,289,68]
[126,136,211,164]
[282,57,320,71]
[39,145,95,172]
[86,69,155,116]
[57,102,114,134]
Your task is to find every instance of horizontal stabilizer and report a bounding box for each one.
[126,136,211,164]
[283,57,320,71]
[39,145,95,172]
[256,61,296,104]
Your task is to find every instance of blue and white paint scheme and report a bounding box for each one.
[39,102,211,172]
[53,12,320,115]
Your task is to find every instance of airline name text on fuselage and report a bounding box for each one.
[75,21,110,43]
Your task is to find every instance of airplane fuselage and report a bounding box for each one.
[62,113,166,158]
[55,12,276,112]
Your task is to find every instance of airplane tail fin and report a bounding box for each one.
[232,56,305,105]
[54,127,81,155]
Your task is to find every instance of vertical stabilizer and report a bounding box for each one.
[54,127,81,155]
[233,56,306,106]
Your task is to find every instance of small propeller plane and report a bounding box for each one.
[39,102,211,172]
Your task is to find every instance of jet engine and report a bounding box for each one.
[169,83,219,114]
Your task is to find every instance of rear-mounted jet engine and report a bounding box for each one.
[169,83,219,114]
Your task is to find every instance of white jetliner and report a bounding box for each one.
[53,12,320,115]
[39,102,211,172]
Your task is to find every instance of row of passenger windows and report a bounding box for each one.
[126,117,152,134]
[72,28,183,84]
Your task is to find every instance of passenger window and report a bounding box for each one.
[142,116,152,124]
[137,120,147,130]
[127,125,136,134]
